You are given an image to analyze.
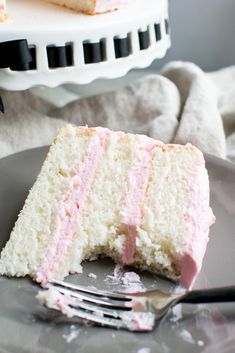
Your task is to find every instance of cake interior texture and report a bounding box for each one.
[46,0,95,13]
[0,125,215,288]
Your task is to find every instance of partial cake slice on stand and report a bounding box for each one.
[0,125,215,289]
[46,0,128,14]
[0,0,7,21]
[0,0,170,89]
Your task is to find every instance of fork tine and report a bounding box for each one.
[49,283,130,309]
[67,294,129,319]
[67,306,128,330]
[51,279,130,299]
[39,287,154,331]
[67,303,155,332]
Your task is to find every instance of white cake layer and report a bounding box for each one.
[0,127,92,277]
[135,145,205,278]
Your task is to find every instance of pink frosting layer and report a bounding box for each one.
[121,136,164,264]
[94,0,128,13]
[180,160,215,289]
[36,128,108,285]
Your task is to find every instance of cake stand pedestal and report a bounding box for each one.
[0,0,170,90]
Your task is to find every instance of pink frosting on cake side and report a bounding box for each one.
[121,136,164,264]
[180,158,215,289]
[36,128,109,286]
[94,0,128,13]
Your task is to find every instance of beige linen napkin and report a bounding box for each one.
[0,61,233,161]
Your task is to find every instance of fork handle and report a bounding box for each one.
[180,286,235,304]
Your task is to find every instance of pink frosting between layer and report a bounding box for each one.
[36,128,108,286]
[180,161,215,289]
[94,0,128,13]
[121,135,164,264]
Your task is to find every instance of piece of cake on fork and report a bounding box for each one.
[0,125,215,289]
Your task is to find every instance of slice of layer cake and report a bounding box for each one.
[0,0,7,22]
[0,125,215,288]
[45,0,128,14]
[0,0,128,22]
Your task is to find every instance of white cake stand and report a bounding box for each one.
[0,0,170,90]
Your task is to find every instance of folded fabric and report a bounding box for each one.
[0,61,234,162]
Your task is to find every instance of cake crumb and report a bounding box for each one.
[179,329,195,344]
[105,264,124,285]
[62,326,80,343]
[137,348,151,353]
[121,312,155,331]
[170,304,183,322]
[105,265,145,292]
[121,271,145,293]
[88,273,97,279]
[197,340,204,347]
[122,272,141,285]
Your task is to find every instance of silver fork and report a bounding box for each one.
[39,280,235,332]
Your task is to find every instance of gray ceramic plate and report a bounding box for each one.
[0,147,235,353]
